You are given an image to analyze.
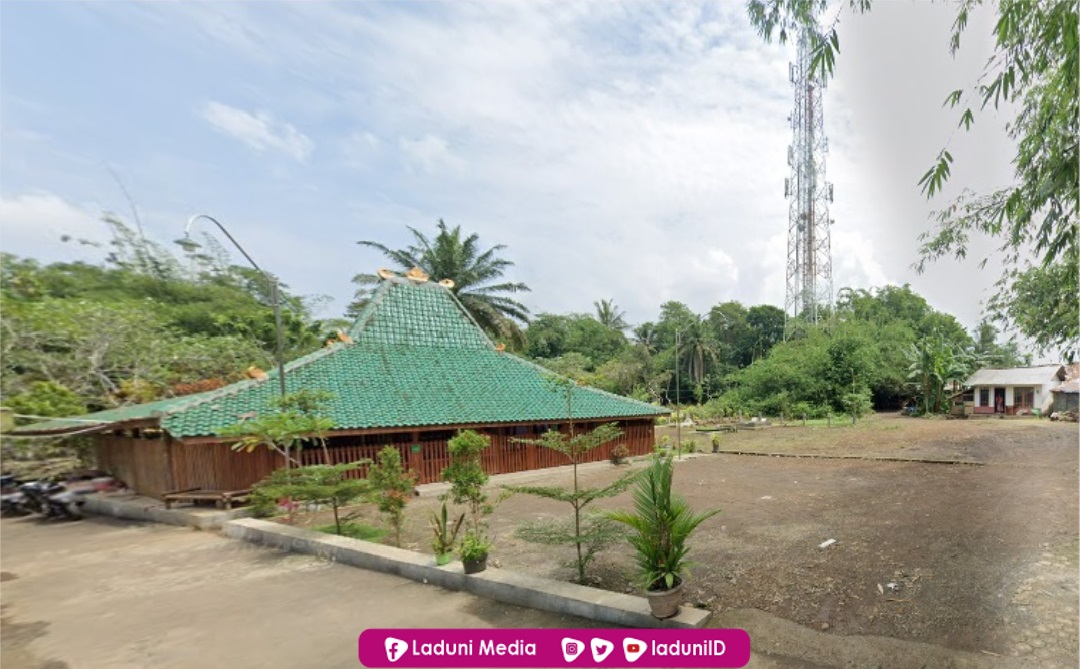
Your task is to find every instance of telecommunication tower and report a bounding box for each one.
[783,29,834,336]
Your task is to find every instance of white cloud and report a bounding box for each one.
[341,131,380,166]
[0,192,103,260]
[200,101,313,163]
[5,2,1019,333]
[398,134,465,176]
[831,228,893,291]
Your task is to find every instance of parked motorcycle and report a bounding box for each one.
[6,472,121,521]
[0,474,31,516]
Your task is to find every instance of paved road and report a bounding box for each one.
[0,516,598,669]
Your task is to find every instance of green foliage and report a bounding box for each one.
[250,463,371,535]
[368,446,418,547]
[352,219,531,346]
[505,421,636,583]
[430,501,466,557]
[526,313,628,369]
[1,216,326,413]
[458,530,492,561]
[594,299,628,330]
[5,381,86,420]
[443,430,491,534]
[989,261,1078,360]
[605,454,720,591]
[219,391,336,467]
[905,335,982,415]
[1,295,269,410]
[843,389,874,422]
[313,522,387,542]
[514,514,623,578]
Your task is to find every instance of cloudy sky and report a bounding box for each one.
[1,1,1017,334]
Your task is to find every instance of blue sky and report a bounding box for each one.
[1,1,1018,337]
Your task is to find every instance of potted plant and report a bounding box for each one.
[459,530,492,574]
[605,453,720,618]
[711,434,721,454]
[430,502,465,566]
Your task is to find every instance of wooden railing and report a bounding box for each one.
[311,419,656,484]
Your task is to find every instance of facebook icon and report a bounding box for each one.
[384,637,407,663]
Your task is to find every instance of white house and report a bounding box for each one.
[963,365,1067,416]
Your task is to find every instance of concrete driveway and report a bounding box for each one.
[0,516,597,669]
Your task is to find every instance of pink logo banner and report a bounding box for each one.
[358,628,751,668]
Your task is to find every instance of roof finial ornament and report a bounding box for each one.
[377,268,397,280]
[439,278,455,289]
[404,267,429,283]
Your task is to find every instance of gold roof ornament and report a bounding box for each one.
[404,267,429,283]
[336,328,354,344]
[438,278,455,289]
[495,343,506,352]
[377,268,397,280]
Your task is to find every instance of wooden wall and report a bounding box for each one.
[96,434,172,499]
[309,418,656,484]
[95,418,656,498]
[169,441,281,492]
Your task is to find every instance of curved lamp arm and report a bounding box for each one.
[180,214,288,398]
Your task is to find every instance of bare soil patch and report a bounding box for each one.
[290,414,1078,663]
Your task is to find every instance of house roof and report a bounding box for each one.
[1053,380,1079,394]
[16,275,666,438]
[1065,362,1080,381]
[964,365,1067,387]
[9,395,194,436]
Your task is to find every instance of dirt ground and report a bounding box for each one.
[309,414,1079,665]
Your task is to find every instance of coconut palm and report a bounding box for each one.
[594,299,628,330]
[676,319,720,388]
[351,220,530,343]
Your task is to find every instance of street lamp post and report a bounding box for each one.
[675,328,681,460]
[175,214,287,398]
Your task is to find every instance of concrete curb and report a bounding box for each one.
[83,494,253,530]
[223,517,710,629]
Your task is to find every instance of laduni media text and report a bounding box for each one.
[357,628,752,668]
[409,638,537,657]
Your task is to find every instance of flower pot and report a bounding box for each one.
[435,552,454,566]
[462,555,488,574]
[646,580,684,619]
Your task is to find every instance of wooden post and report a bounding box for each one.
[163,434,176,494]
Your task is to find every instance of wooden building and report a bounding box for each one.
[16,272,667,498]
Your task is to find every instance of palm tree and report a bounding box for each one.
[677,319,720,388]
[594,299,628,331]
[351,220,530,343]
[633,322,660,354]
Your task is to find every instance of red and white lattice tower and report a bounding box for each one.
[784,29,834,337]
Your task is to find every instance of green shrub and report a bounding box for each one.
[605,454,720,591]
[314,521,386,542]
[368,446,418,547]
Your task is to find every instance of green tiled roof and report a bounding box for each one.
[17,277,667,439]
[10,395,193,435]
